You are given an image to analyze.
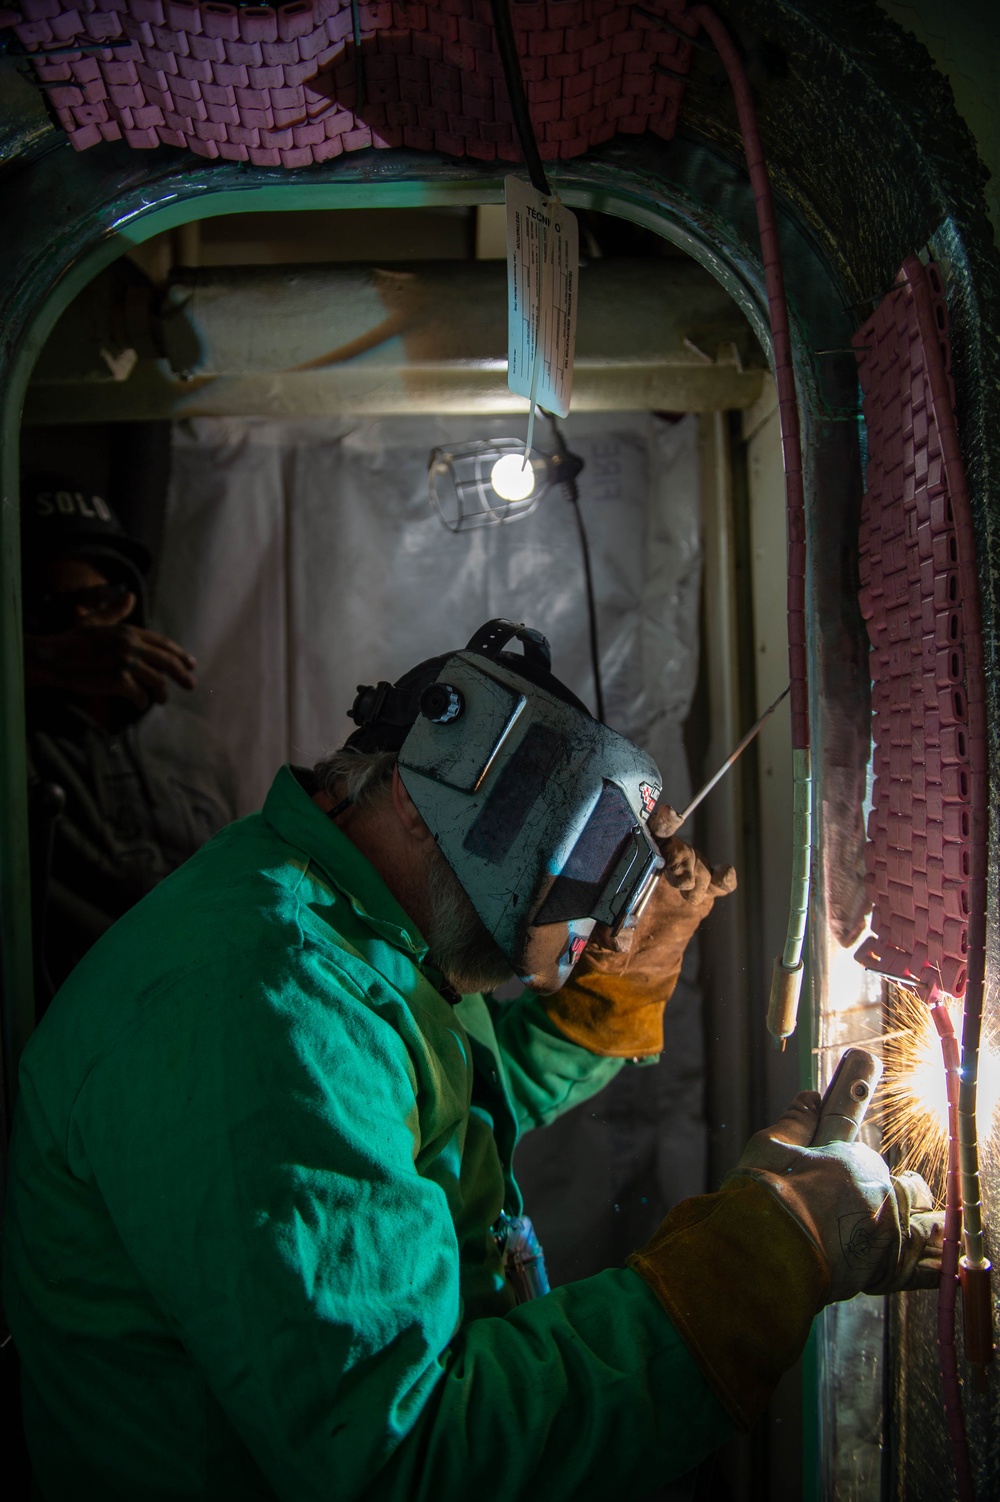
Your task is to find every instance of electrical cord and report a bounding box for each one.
[489,0,551,196]
[487,7,604,724]
[350,0,365,111]
[546,413,605,724]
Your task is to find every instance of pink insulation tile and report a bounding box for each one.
[201,3,238,39]
[852,260,984,1000]
[166,0,203,30]
[8,0,693,164]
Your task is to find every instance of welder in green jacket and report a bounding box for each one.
[3,620,941,1502]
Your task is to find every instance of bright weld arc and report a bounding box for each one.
[875,986,1000,1196]
[875,980,992,1493]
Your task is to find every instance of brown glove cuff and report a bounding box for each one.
[543,965,681,1057]
[627,1179,827,1427]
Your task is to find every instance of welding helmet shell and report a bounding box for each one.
[347,621,665,993]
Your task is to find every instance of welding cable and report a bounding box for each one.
[489,0,551,196]
[930,996,977,1502]
[690,6,811,1047]
[769,759,811,1042]
[906,258,994,1378]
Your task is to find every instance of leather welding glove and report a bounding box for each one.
[544,804,737,1057]
[627,1091,943,1428]
[728,1090,943,1299]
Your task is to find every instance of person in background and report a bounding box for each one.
[3,620,941,1501]
[21,478,237,1007]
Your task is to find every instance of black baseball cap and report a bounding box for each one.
[21,480,151,578]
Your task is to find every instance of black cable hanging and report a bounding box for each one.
[546,414,606,725]
[489,1,605,724]
[489,0,551,196]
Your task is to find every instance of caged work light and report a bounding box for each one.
[427,418,602,717]
[427,439,556,532]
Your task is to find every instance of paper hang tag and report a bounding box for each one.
[505,176,579,420]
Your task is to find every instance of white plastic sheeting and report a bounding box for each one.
[154,410,706,1278]
[157,411,700,813]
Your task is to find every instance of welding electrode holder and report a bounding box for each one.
[813,1047,883,1147]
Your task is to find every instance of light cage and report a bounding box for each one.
[428,439,551,533]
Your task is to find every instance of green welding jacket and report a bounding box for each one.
[3,764,731,1502]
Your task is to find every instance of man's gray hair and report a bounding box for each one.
[313,747,396,811]
[314,744,514,991]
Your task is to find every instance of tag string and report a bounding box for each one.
[524,210,552,464]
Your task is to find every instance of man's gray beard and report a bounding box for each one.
[426,845,516,995]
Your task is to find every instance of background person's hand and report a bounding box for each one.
[25,622,197,710]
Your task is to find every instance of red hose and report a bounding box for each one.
[930,997,976,1502]
[905,259,991,1301]
[689,4,809,754]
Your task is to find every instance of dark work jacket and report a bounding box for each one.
[27,693,238,1004]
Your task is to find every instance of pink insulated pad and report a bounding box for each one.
[853,259,985,999]
[4,0,695,167]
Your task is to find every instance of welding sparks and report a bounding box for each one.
[875,985,1000,1196]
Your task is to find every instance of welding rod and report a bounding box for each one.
[674,685,790,830]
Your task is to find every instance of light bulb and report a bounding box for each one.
[490,452,535,503]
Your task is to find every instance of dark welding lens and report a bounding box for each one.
[533,782,639,925]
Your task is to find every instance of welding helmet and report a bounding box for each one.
[346,620,665,993]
